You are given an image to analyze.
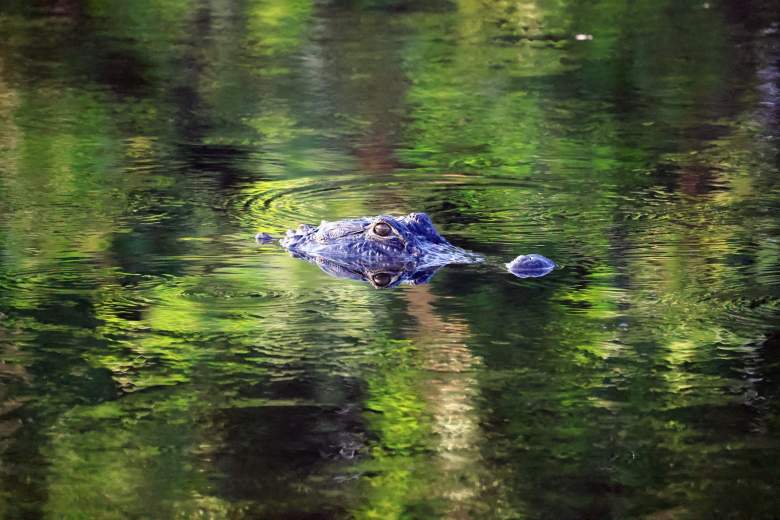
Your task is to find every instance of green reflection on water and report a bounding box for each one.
[1,0,780,518]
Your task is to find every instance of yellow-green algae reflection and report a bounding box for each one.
[1,0,780,518]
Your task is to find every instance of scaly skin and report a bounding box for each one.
[271,212,555,288]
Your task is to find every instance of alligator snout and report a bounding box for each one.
[506,254,557,278]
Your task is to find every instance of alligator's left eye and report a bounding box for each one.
[371,273,393,287]
[372,222,393,237]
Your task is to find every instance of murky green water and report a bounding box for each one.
[1,0,780,518]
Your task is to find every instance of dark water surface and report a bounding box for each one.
[1,0,780,518]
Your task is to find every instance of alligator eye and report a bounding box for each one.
[371,273,393,287]
[372,222,393,237]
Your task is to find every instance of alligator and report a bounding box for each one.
[257,212,556,289]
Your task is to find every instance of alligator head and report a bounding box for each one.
[280,212,482,288]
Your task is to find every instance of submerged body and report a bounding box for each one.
[273,212,555,288]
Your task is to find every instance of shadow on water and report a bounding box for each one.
[1,0,780,518]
